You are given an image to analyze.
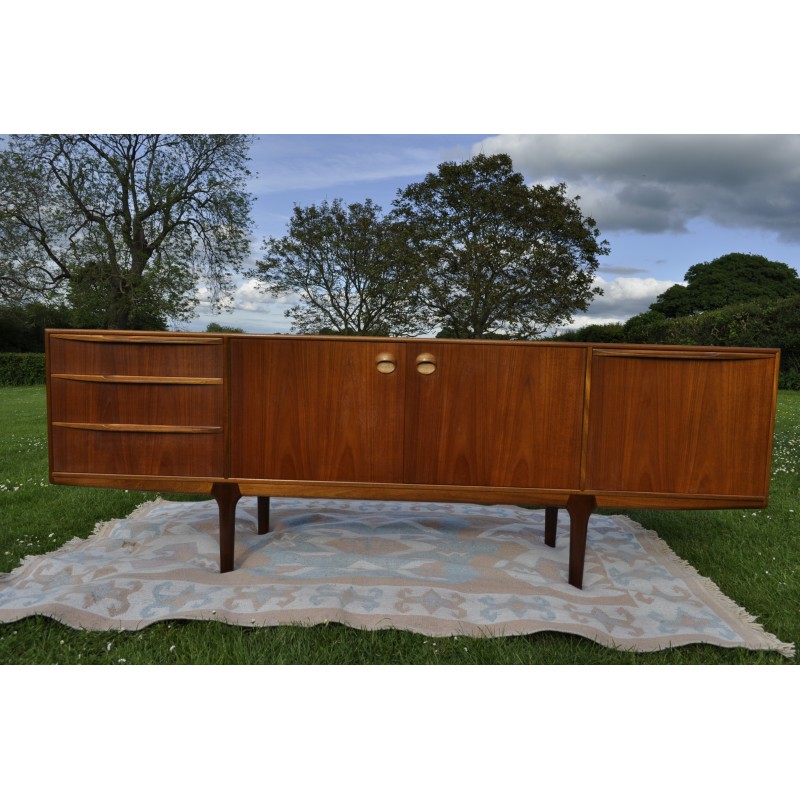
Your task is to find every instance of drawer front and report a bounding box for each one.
[48,334,223,378]
[47,332,226,480]
[50,378,223,428]
[51,428,224,477]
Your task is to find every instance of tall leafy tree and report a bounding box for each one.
[0,134,254,329]
[650,252,800,317]
[390,153,609,339]
[250,198,427,336]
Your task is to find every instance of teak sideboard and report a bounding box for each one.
[45,330,781,589]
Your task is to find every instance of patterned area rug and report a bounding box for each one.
[0,497,793,655]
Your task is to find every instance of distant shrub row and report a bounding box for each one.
[553,295,800,390]
[0,353,46,386]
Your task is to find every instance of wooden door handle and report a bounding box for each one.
[375,352,397,374]
[415,353,437,375]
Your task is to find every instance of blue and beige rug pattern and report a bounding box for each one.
[0,498,793,655]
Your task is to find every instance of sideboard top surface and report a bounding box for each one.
[45,328,781,355]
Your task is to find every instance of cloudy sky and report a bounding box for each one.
[187,133,800,335]
[6,3,798,338]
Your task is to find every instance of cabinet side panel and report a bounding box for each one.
[229,339,406,482]
[404,343,586,489]
[584,351,777,498]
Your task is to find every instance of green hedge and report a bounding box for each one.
[0,353,46,386]
[553,295,800,390]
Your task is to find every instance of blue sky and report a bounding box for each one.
[5,4,799,337]
[188,133,800,335]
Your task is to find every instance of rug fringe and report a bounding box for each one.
[610,515,796,659]
[80,497,167,542]
[5,498,169,577]
[125,497,167,520]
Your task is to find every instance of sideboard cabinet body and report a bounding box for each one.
[229,338,586,489]
[46,331,780,588]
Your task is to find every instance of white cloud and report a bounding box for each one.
[474,135,800,241]
[232,278,274,313]
[590,275,680,315]
[558,275,680,330]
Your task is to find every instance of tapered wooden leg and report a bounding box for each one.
[544,506,558,547]
[257,496,270,535]
[566,494,597,590]
[212,482,241,573]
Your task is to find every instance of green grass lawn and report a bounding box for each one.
[1,385,798,664]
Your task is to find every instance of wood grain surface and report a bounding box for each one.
[48,336,223,378]
[230,338,406,482]
[584,349,777,497]
[403,342,586,488]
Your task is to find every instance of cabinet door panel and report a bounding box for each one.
[230,339,406,482]
[584,350,777,497]
[404,343,586,488]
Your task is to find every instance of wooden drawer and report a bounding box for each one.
[51,427,224,477]
[50,378,223,428]
[48,333,223,378]
[47,331,226,480]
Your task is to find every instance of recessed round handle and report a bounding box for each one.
[375,352,397,374]
[415,352,437,375]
